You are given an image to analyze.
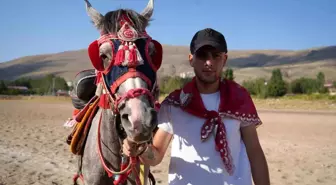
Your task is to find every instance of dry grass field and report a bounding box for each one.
[0,96,335,185]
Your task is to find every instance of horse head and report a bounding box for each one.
[84,0,162,144]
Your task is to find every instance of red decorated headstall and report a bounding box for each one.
[86,13,162,113]
[87,14,162,75]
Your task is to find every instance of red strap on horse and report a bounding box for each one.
[114,88,155,114]
[154,101,160,111]
[97,109,144,185]
[99,94,110,109]
[113,157,138,185]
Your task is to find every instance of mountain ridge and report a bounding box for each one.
[1,45,335,83]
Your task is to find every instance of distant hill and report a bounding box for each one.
[0,45,335,84]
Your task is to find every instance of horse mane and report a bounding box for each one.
[100,9,152,34]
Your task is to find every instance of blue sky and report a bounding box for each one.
[0,0,335,62]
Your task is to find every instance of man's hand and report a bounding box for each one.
[138,128,173,166]
[122,139,148,157]
[241,124,270,185]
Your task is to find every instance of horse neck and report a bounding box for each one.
[97,107,123,167]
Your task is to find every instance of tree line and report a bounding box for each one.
[158,68,236,95]
[1,68,334,99]
[0,74,69,95]
[242,69,332,98]
[158,68,336,99]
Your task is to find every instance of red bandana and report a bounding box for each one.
[162,77,262,175]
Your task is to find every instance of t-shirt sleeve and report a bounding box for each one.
[157,103,174,134]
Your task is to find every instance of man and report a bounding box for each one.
[123,28,270,185]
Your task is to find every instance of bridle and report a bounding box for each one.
[90,14,161,114]
[97,65,159,115]
[87,13,161,185]
[94,45,159,185]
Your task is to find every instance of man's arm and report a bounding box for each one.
[241,124,270,185]
[139,128,173,166]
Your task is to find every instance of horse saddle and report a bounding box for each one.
[66,95,99,155]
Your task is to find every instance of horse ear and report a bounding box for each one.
[150,40,162,72]
[84,0,103,30]
[88,40,104,71]
[141,0,154,20]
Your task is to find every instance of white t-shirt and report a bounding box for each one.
[157,91,253,185]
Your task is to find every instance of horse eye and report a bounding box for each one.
[100,54,108,60]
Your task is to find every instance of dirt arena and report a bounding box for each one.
[0,99,335,185]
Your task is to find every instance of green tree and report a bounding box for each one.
[0,80,8,94]
[28,74,69,95]
[159,76,171,94]
[290,78,304,94]
[316,72,328,93]
[242,80,256,95]
[290,77,321,94]
[333,81,336,88]
[180,77,192,86]
[8,77,32,88]
[159,76,186,94]
[316,72,325,86]
[255,78,268,98]
[223,68,235,81]
[54,76,69,91]
[267,69,287,97]
[242,78,268,98]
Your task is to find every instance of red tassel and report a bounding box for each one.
[129,43,143,67]
[123,45,129,52]
[123,43,130,66]
[128,47,137,67]
[115,45,125,66]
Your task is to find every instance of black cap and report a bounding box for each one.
[190,28,228,54]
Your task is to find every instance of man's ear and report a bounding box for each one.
[188,54,194,67]
[222,53,228,67]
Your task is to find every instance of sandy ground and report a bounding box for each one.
[0,100,335,185]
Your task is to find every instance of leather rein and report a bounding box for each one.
[96,67,159,185]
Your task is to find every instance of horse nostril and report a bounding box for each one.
[121,114,128,121]
[132,121,142,132]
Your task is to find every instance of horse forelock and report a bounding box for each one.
[101,9,151,35]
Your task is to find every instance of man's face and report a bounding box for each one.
[189,45,227,84]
